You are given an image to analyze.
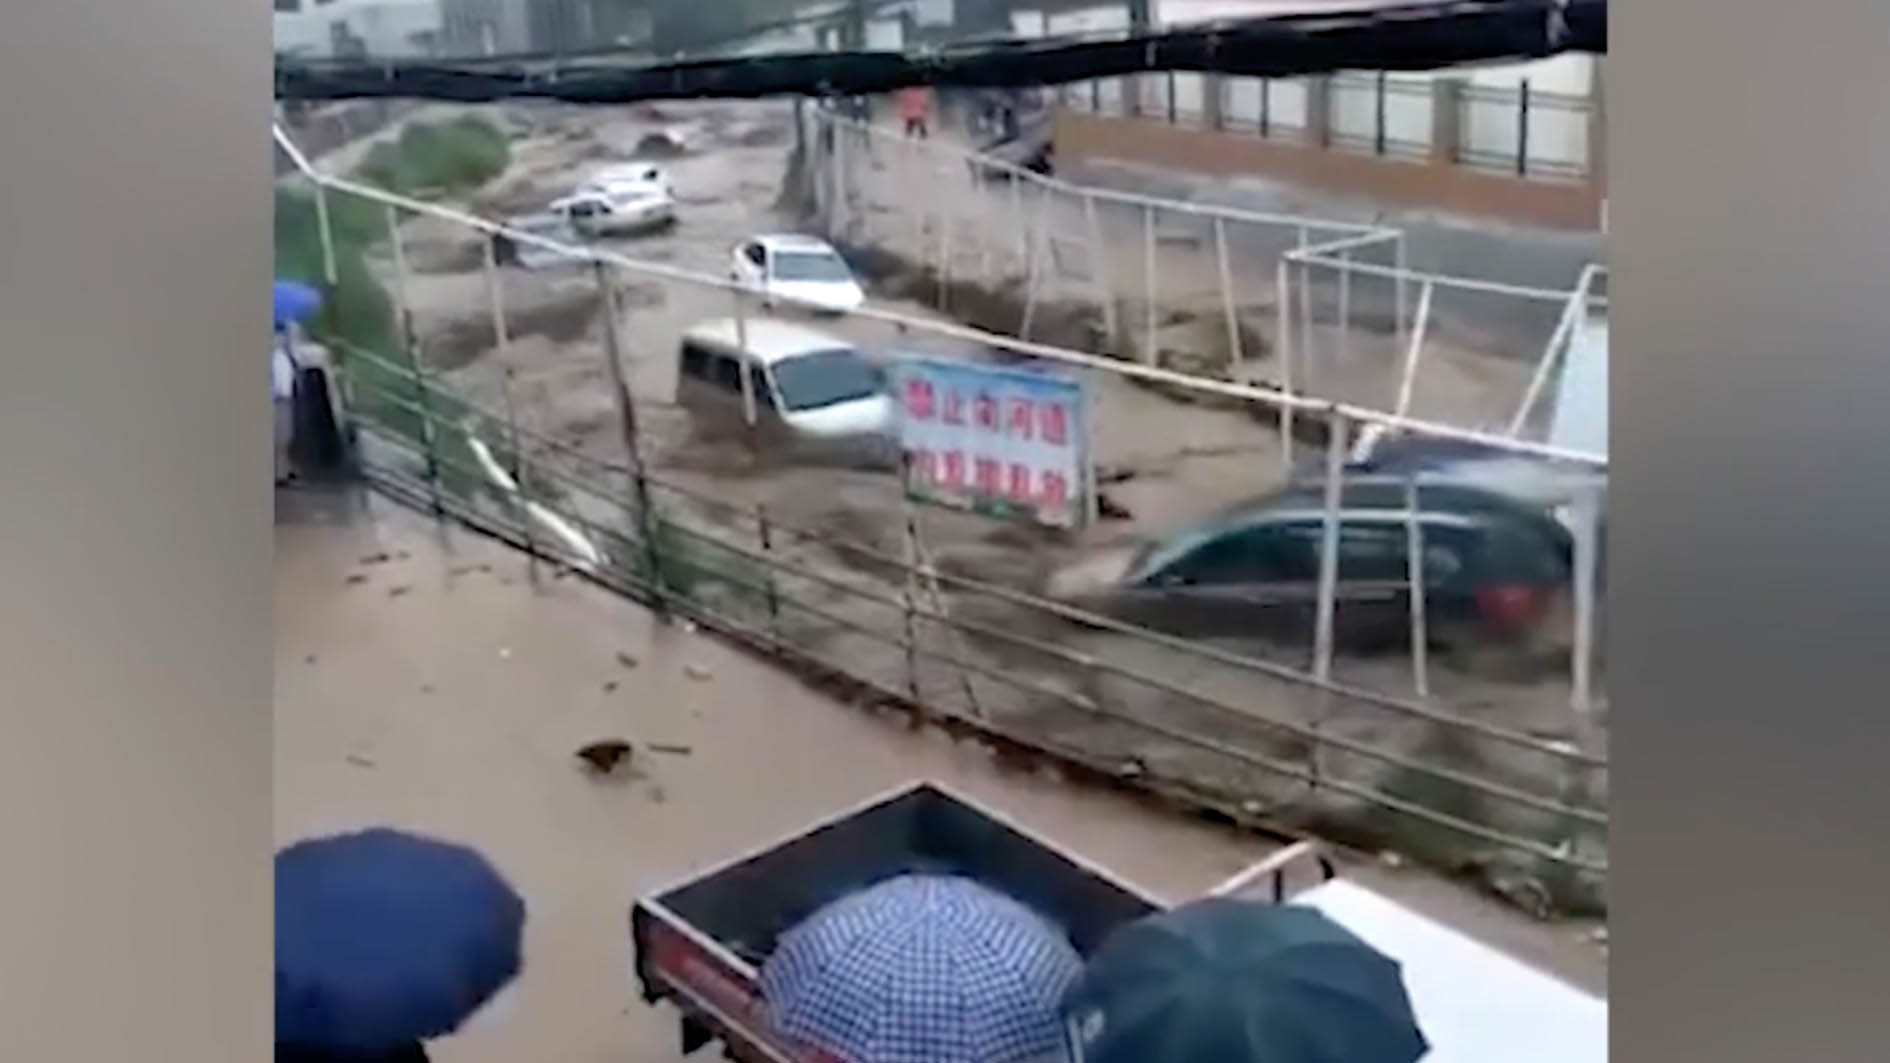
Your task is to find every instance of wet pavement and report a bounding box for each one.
[276,483,1601,1061]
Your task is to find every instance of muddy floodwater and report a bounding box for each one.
[354,100,1606,912]
[275,487,1602,1061]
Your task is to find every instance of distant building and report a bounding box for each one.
[437,0,651,57]
[273,0,444,59]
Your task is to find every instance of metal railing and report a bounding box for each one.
[275,114,1608,907]
[1061,72,1597,182]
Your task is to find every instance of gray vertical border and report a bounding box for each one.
[1616,0,1890,1059]
[0,0,271,1058]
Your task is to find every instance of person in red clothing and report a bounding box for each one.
[897,84,931,139]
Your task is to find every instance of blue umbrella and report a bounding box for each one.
[760,874,1083,1063]
[274,280,323,330]
[275,828,526,1054]
[1061,898,1427,1063]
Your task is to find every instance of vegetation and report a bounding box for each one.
[275,114,512,490]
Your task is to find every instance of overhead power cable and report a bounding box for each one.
[276,0,1605,103]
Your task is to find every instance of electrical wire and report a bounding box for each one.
[276,0,1605,103]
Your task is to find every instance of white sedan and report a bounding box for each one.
[731,234,866,315]
[549,178,676,238]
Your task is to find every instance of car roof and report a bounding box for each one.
[681,317,857,365]
[753,233,839,254]
[1194,481,1571,540]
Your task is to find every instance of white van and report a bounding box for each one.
[676,318,896,468]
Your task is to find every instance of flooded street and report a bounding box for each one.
[329,99,1604,918]
[275,486,1601,1061]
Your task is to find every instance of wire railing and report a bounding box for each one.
[276,113,1608,910]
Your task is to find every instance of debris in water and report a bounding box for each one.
[615,651,640,670]
[359,552,393,566]
[304,655,317,665]
[1097,493,1134,520]
[345,573,370,586]
[387,585,413,598]
[420,683,434,695]
[646,743,693,757]
[684,664,712,682]
[345,753,377,769]
[647,784,667,804]
[603,680,620,694]
[575,739,634,774]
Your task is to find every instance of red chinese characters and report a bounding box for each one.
[1038,402,1069,447]
[903,378,936,421]
[1006,463,1033,502]
[1040,470,1070,509]
[1006,399,1034,440]
[941,450,967,488]
[973,392,999,432]
[973,457,1002,494]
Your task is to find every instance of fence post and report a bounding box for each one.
[757,504,781,641]
[1083,192,1120,349]
[1337,248,1352,361]
[1260,78,1272,138]
[1274,256,1295,473]
[313,184,339,286]
[1516,77,1532,177]
[1404,474,1430,699]
[1392,280,1435,418]
[482,235,538,588]
[1312,409,1347,686]
[384,203,443,518]
[1142,204,1158,365]
[1374,72,1388,155]
[592,259,668,618]
[1166,70,1178,124]
[1214,217,1242,375]
[1309,408,1349,790]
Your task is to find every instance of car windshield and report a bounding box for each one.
[771,250,853,283]
[769,348,884,412]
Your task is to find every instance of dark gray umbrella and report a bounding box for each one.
[1061,897,1427,1063]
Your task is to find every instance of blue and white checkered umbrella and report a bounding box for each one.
[760,874,1083,1063]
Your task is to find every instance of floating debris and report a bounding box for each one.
[646,743,694,757]
[387,585,413,598]
[345,573,370,586]
[575,739,634,774]
[602,680,620,694]
[345,753,377,769]
[615,651,640,670]
[684,664,713,682]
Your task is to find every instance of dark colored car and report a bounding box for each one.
[1046,481,1575,652]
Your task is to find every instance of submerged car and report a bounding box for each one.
[675,317,896,469]
[1047,480,1577,653]
[731,234,866,315]
[549,178,677,238]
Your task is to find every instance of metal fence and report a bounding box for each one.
[1059,72,1596,181]
[275,115,1608,913]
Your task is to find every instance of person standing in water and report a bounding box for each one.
[897,84,931,139]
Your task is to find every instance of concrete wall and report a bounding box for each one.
[1053,105,1603,230]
